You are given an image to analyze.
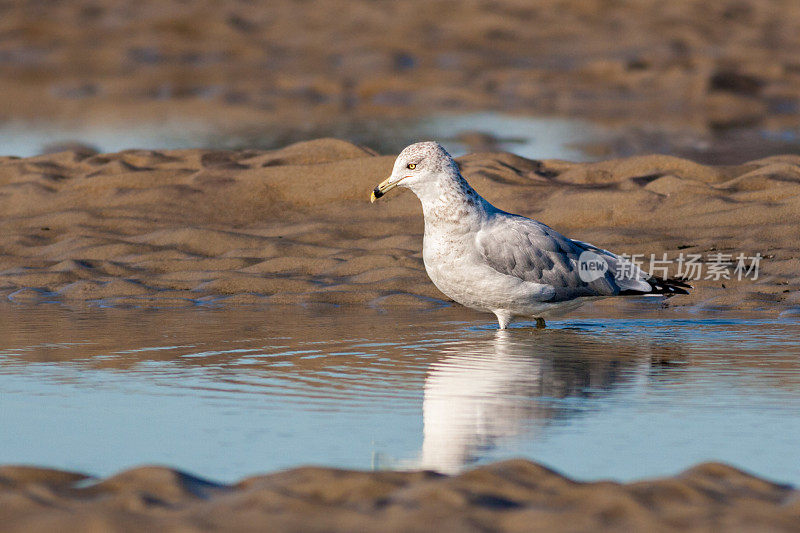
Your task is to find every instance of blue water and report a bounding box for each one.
[0,304,798,484]
[0,113,604,160]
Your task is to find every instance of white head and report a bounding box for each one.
[370,141,461,203]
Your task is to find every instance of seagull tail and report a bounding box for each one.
[619,276,692,297]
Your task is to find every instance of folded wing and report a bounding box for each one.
[475,214,687,302]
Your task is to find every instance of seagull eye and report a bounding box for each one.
[407,163,416,170]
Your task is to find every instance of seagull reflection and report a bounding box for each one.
[417,328,661,473]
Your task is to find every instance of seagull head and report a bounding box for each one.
[371,141,458,203]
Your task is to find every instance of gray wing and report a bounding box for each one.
[475,214,650,302]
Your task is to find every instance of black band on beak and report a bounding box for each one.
[372,187,384,199]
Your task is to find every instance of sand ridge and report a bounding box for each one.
[0,460,797,532]
[1,138,799,311]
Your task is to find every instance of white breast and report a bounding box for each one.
[423,226,519,313]
[423,230,483,308]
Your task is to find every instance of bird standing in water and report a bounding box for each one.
[370,142,689,329]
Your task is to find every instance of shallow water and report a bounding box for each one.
[1,303,798,485]
[0,113,602,161]
[4,112,799,164]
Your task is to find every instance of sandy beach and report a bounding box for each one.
[1,139,798,312]
[3,0,800,530]
[2,460,799,532]
[3,0,800,159]
[3,141,799,530]
[2,140,799,532]
[1,0,800,126]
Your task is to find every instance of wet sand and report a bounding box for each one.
[3,0,800,155]
[3,145,799,531]
[1,139,798,312]
[4,1,800,530]
[1,460,798,532]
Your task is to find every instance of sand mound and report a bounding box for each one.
[0,460,797,532]
[1,139,799,311]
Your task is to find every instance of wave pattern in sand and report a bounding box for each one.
[1,460,798,532]
[1,139,799,311]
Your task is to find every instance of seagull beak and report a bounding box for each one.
[370,176,399,203]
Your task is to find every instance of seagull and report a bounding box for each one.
[370,141,690,329]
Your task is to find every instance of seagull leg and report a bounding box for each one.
[494,310,512,330]
[535,317,546,329]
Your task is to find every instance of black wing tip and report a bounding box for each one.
[620,276,693,297]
